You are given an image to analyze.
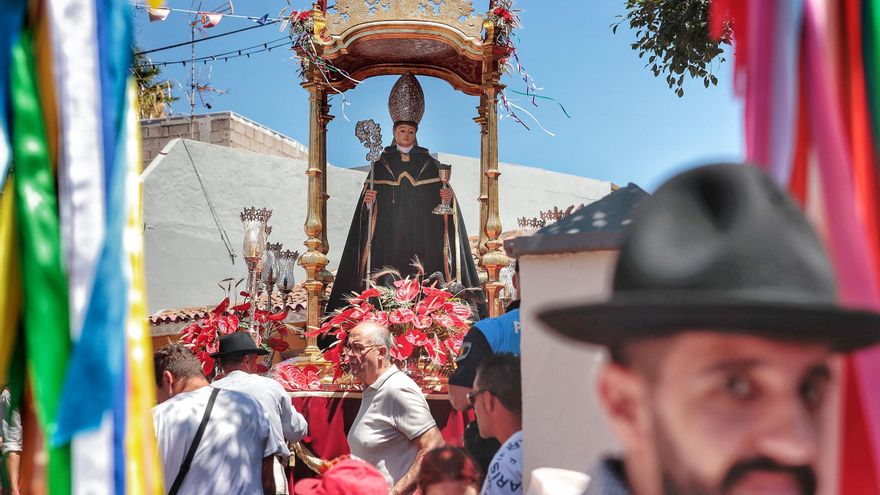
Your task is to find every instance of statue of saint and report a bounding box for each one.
[326,74,485,314]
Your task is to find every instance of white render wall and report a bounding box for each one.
[436,152,614,238]
[520,250,621,486]
[143,139,365,313]
[143,140,613,314]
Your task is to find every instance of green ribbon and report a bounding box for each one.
[864,0,880,149]
[508,89,573,119]
[10,32,71,495]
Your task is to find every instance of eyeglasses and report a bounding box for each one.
[341,343,380,355]
[466,388,492,407]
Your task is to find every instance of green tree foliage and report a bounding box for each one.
[132,49,177,119]
[613,0,730,97]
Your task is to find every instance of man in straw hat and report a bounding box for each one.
[539,164,880,495]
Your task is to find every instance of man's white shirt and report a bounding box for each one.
[153,386,280,495]
[212,370,308,459]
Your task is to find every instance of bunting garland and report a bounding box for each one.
[0,1,162,494]
[710,0,880,492]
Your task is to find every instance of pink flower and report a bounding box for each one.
[349,303,375,321]
[389,308,416,325]
[424,337,448,366]
[417,293,448,314]
[444,335,463,355]
[393,278,420,302]
[367,311,389,327]
[450,302,473,321]
[434,313,458,330]
[412,314,433,330]
[391,335,414,360]
[347,288,380,305]
[404,329,430,347]
[196,351,215,376]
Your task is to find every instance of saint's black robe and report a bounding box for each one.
[326,145,484,315]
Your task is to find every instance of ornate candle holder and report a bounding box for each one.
[241,207,272,339]
[275,249,300,306]
[261,242,283,311]
[432,164,454,215]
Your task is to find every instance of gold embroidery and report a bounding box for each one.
[372,173,441,187]
[401,153,410,162]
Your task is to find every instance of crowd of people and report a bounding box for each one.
[3,160,876,495]
[150,323,523,495]
[144,162,880,495]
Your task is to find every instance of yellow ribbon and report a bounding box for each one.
[122,81,163,495]
[0,179,21,385]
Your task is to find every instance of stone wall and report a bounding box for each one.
[141,112,308,168]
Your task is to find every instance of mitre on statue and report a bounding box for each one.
[388,72,425,128]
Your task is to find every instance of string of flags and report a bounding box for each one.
[135,3,282,29]
[143,36,293,67]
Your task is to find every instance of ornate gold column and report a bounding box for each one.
[318,94,334,305]
[474,97,489,259]
[299,76,329,359]
[481,85,508,317]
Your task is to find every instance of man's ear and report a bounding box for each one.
[597,363,649,451]
[162,370,175,389]
[377,345,390,362]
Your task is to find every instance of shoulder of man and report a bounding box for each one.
[448,327,492,388]
[474,309,521,354]
[483,438,523,495]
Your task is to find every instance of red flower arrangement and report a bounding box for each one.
[179,290,290,377]
[274,363,322,392]
[488,0,520,38]
[306,275,473,388]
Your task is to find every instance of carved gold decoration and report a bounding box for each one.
[479,37,508,317]
[327,0,484,39]
[300,79,330,361]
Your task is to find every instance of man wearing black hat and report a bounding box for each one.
[539,164,880,495]
[211,332,308,495]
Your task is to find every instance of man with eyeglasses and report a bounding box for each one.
[345,321,445,495]
[471,353,522,495]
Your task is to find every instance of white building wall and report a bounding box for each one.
[436,152,613,237]
[143,139,365,313]
[143,140,614,315]
[520,250,621,486]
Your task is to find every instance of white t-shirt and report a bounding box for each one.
[153,386,280,495]
[348,365,436,484]
[1,388,22,454]
[212,370,309,459]
[482,430,523,495]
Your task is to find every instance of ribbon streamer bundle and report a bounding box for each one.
[710,0,880,492]
[0,0,163,493]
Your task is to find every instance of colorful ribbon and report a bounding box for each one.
[10,31,71,495]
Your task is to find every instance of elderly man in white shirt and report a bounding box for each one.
[211,332,308,494]
[345,321,445,495]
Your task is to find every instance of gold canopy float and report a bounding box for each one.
[294,0,512,362]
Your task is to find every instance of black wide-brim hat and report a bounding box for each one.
[209,331,269,359]
[539,163,880,353]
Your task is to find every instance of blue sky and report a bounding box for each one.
[135,1,744,191]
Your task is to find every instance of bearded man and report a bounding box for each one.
[540,164,880,495]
